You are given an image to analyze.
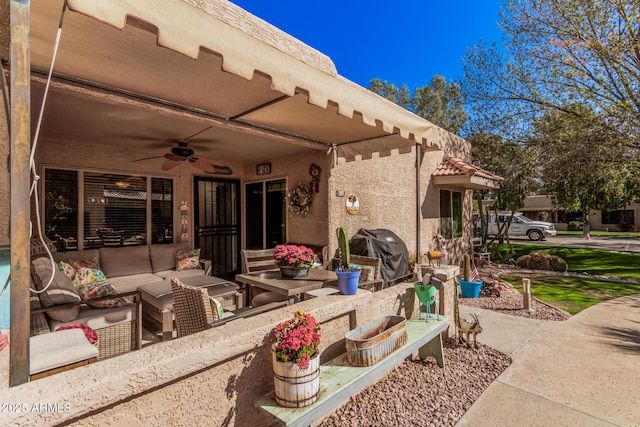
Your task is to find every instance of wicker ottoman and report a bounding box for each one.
[139,276,242,340]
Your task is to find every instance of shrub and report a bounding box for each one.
[526,252,552,271]
[549,255,568,272]
[567,221,583,231]
[515,255,530,268]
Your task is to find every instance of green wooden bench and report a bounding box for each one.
[255,316,448,427]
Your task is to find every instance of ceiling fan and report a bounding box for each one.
[132,126,229,174]
[160,139,225,173]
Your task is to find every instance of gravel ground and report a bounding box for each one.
[318,339,510,427]
[318,264,571,426]
[459,266,572,322]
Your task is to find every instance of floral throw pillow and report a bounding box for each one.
[74,266,108,286]
[58,260,76,281]
[69,257,101,270]
[75,281,128,309]
[356,266,376,282]
[176,249,201,271]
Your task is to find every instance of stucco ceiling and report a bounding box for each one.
[31,81,322,167]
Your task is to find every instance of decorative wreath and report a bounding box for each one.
[288,184,313,216]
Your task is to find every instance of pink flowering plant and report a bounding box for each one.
[271,310,321,369]
[273,244,315,268]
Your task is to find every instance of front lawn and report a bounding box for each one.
[496,244,640,280]
[494,244,640,314]
[500,274,640,315]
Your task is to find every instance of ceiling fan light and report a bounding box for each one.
[115,181,130,189]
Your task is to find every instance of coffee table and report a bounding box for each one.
[235,269,338,304]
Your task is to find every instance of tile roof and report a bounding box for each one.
[432,156,504,181]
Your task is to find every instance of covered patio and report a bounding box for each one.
[1,1,501,424]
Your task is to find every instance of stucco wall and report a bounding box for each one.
[0,280,460,427]
[325,129,474,271]
[328,148,417,259]
[242,150,332,247]
[419,129,474,267]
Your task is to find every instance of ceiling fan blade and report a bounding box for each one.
[161,159,181,170]
[164,153,185,161]
[190,155,225,167]
[131,155,165,163]
[189,157,217,173]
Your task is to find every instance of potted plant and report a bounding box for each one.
[458,253,483,298]
[273,244,315,279]
[271,310,322,408]
[335,226,361,295]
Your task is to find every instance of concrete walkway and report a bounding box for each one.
[456,295,640,427]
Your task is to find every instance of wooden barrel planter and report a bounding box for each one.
[272,352,320,408]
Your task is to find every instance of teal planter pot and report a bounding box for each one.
[336,269,361,295]
[459,279,483,298]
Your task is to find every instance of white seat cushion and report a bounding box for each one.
[30,329,99,375]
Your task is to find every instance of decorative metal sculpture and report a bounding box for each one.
[413,274,445,323]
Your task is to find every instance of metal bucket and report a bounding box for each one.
[345,316,407,366]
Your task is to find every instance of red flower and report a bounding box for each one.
[273,245,316,268]
[271,310,321,369]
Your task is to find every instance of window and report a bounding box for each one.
[602,210,634,227]
[44,168,173,250]
[439,189,462,239]
[44,169,78,250]
[245,179,286,249]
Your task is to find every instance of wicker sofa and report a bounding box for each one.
[30,242,240,356]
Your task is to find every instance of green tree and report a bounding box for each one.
[461,0,640,148]
[368,78,412,110]
[412,75,467,134]
[529,106,639,215]
[369,75,467,134]
[469,132,540,260]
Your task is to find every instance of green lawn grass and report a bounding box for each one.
[496,244,640,279]
[500,274,640,315]
[494,244,640,314]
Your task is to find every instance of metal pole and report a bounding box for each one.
[9,0,31,387]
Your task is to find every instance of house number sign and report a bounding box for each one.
[256,163,271,175]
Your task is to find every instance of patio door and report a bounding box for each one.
[245,179,287,249]
[194,177,240,279]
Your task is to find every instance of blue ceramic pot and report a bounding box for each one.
[336,268,361,295]
[459,279,483,298]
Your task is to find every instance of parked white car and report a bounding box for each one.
[479,212,556,241]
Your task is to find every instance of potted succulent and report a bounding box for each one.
[458,253,483,298]
[273,244,315,279]
[335,226,361,295]
[271,310,322,408]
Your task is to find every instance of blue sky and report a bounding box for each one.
[232,0,504,91]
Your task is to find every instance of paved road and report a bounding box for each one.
[506,234,640,254]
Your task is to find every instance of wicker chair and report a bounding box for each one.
[171,278,230,338]
[240,249,292,307]
[330,254,383,292]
